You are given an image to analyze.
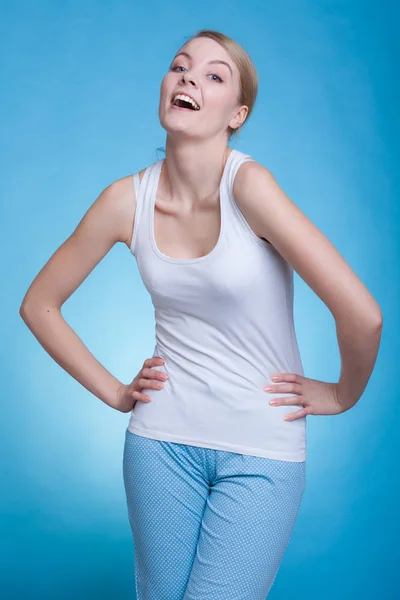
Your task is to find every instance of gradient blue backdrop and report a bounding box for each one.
[2,1,398,598]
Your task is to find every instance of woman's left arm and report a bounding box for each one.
[233,162,383,413]
[334,310,382,410]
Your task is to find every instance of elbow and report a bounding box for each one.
[369,305,383,330]
[373,311,383,330]
[363,310,383,332]
[19,289,35,323]
[334,305,383,331]
[19,301,37,327]
[19,302,30,323]
[19,298,59,325]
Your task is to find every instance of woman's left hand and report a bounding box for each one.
[264,372,349,422]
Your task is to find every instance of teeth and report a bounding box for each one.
[172,94,200,110]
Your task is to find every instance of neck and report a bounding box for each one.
[160,137,231,209]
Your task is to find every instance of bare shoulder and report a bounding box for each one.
[113,168,146,247]
[58,167,148,251]
[19,167,148,313]
[86,167,148,249]
[232,159,273,207]
[232,159,274,243]
[232,159,382,322]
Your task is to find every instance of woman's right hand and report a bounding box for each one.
[116,356,168,413]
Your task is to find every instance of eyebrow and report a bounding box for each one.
[172,51,233,76]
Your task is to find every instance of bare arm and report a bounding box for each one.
[19,174,137,411]
[233,161,383,409]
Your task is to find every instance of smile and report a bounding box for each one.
[171,104,199,112]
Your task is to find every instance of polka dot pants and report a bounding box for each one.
[123,428,306,599]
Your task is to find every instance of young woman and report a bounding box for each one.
[20,29,382,599]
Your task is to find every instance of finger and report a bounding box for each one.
[139,377,165,390]
[264,382,302,395]
[142,367,168,382]
[131,390,152,403]
[284,407,309,421]
[143,356,165,368]
[269,395,305,407]
[269,372,303,383]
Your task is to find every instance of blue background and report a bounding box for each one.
[2,1,398,598]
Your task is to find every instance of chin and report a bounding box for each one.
[160,120,200,139]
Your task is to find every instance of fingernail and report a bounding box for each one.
[270,376,279,381]
[264,386,273,392]
[270,400,278,405]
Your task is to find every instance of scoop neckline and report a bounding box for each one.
[149,148,236,265]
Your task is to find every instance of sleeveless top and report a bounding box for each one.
[127,148,306,462]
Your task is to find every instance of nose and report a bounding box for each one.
[181,71,198,88]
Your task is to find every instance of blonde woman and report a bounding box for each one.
[20,29,382,599]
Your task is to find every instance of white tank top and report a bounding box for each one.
[127,148,306,462]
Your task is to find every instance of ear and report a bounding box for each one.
[229,105,249,130]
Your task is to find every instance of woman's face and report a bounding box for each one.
[159,37,247,141]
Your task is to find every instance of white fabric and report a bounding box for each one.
[127,149,306,461]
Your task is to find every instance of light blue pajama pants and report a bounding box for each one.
[123,428,306,599]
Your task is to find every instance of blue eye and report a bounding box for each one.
[171,65,223,82]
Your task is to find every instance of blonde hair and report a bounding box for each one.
[181,29,258,141]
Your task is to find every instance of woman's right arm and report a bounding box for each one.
[19,174,137,411]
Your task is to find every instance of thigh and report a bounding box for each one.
[183,452,306,600]
[123,429,211,600]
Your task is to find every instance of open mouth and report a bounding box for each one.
[171,97,200,111]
